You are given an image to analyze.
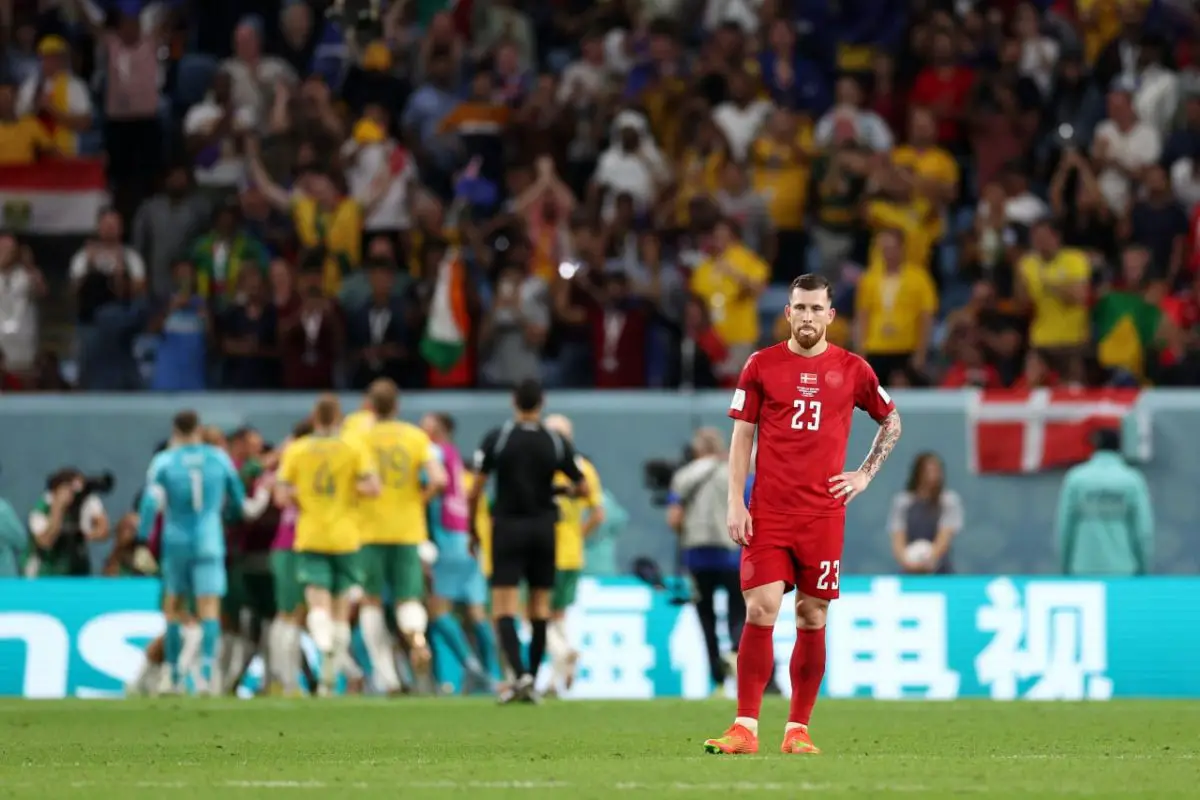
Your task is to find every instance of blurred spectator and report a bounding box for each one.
[1049,147,1117,264]
[910,28,976,148]
[941,337,1003,389]
[855,228,938,384]
[1012,348,1060,389]
[760,17,829,114]
[1095,245,1183,383]
[342,104,417,246]
[0,232,46,372]
[222,17,298,121]
[888,452,963,574]
[275,0,319,78]
[809,137,868,278]
[1126,164,1187,281]
[1130,36,1179,138]
[132,165,211,298]
[591,110,670,220]
[402,50,464,183]
[219,263,281,390]
[247,138,365,298]
[689,218,767,382]
[665,294,726,390]
[478,7,536,72]
[0,77,55,163]
[893,107,960,264]
[76,266,147,391]
[148,260,209,392]
[27,468,110,577]
[815,75,893,153]
[71,209,147,317]
[1017,220,1091,371]
[1014,2,1060,97]
[479,248,549,388]
[439,68,510,192]
[347,259,416,389]
[189,201,270,307]
[77,6,169,222]
[15,35,91,158]
[714,160,772,260]
[750,107,811,281]
[590,271,648,388]
[279,264,343,390]
[1092,85,1161,214]
[712,70,772,162]
[184,70,258,198]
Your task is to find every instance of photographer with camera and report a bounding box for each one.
[26,468,113,577]
[666,427,745,695]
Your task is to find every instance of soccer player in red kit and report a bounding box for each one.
[703,273,902,755]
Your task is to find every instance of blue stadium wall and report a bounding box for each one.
[1,390,1199,575]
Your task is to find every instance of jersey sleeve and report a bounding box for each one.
[582,459,603,506]
[473,428,500,474]
[728,352,764,423]
[853,357,896,423]
[278,444,298,486]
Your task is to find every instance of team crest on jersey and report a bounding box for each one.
[826,370,843,389]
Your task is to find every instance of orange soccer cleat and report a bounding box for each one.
[780,726,821,754]
[703,723,759,755]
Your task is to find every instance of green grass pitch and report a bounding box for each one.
[2,698,1198,798]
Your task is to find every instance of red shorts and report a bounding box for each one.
[740,513,845,600]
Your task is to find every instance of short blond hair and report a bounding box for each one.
[313,394,342,428]
[367,378,399,418]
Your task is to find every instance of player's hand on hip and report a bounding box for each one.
[727,504,753,546]
[828,470,870,505]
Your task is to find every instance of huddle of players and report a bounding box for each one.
[128,378,604,698]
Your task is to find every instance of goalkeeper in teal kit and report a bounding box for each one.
[138,411,248,694]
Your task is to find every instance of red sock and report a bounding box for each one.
[735,623,775,721]
[788,627,827,726]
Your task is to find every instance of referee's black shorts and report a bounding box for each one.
[490,513,557,590]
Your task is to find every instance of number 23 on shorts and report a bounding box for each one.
[816,559,839,591]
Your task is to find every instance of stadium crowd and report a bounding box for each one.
[0,0,1199,393]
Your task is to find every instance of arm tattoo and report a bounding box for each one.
[859,409,902,480]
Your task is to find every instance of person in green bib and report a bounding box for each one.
[189,202,270,307]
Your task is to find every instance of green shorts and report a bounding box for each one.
[360,543,424,601]
[296,551,361,596]
[271,550,304,613]
[552,569,581,612]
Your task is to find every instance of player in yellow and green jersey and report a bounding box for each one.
[275,394,379,694]
[543,414,604,696]
[345,379,447,694]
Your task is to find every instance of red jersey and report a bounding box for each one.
[729,342,895,518]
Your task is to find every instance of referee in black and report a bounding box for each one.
[469,379,586,703]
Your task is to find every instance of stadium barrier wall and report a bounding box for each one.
[0,391,1196,575]
[2,576,1197,700]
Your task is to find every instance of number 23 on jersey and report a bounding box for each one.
[791,399,822,431]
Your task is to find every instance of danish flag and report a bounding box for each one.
[966,388,1151,474]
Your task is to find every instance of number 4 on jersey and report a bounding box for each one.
[791,399,822,431]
